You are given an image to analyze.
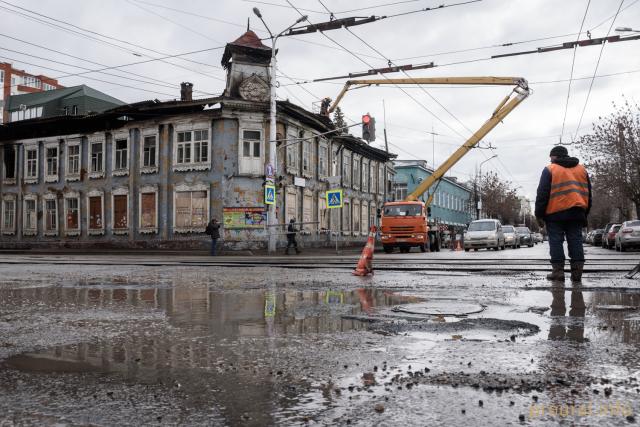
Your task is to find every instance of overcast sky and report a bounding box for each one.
[2,0,639,201]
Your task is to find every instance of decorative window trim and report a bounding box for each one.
[2,145,17,185]
[112,131,130,176]
[352,155,361,191]
[139,184,159,234]
[42,193,58,237]
[22,193,38,236]
[63,191,81,236]
[44,141,60,183]
[111,187,130,235]
[318,139,329,180]
[285,129,299,175]
[23,143,39,184]
[301,134,313,179]
[352,199,361,237]
[88,134,105,179]
[342,151,351,188]
[173,182,210,234]
[140,129,159,174]
[86,189,105,235]
[362,160,369,194]
[172,123,211,172]
[65,139,82,182]
[238,126,264,176]
[1,193,17,235]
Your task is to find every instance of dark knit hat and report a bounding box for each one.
[549,145,568,157]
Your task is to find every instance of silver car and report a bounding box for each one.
[502,225,519,249]
[464,219,506,251]
[615,220,640,252]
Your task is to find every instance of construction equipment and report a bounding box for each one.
[326,76,530,253]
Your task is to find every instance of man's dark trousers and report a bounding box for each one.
[546,221,584,265]
[211,238,218,256]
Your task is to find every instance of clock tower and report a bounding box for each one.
[221,30,273,102]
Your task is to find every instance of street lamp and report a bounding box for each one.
[253,8,308,253]
[477,155,497,219]
[615,27,640,32]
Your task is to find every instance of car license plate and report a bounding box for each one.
[396,238,406,242]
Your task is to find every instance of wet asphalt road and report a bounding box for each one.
[1,243,640,426]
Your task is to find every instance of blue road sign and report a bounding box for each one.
[326,189,343,209]
[265,185,276,205]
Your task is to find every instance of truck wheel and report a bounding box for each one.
[383,245,393,254]
[464,248,469,252]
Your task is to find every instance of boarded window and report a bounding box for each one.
[361,203,368,233]
[89,196,103,229]
[140,193,156,228]
[286,191,297,223]
[45,199,57,231]
[66,198,79,230]
[175,191,207,228]
[303,193,312,232]
[113,195,128,229]
[24,199,37,230]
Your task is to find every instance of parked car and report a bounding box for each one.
[502,225,519,249]
[591,229,604,246]
[515,226,534,247]
[463,219,506,251]
[601,223,616,248]
[605,224,622,249]
[615,220,640,252]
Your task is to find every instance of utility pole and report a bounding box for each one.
[382,100,389,153]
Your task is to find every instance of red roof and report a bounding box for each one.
[230,30,270,50]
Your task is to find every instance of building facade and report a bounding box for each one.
[0,31,395,251]
[0,62,64,124]
[392,159,473,227]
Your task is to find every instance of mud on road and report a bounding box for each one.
[1,260,640,426]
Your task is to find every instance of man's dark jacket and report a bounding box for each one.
[535,156,592,224]
[206,222,220,239]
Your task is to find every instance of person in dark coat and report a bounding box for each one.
[205,218,221,256]
[535,146,592,282]
[286,218,301,254]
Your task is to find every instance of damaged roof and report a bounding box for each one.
[221,30,272,69]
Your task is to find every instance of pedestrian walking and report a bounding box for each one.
[535,145,592,282]
[286,218,301,255]
[205,218,221,256]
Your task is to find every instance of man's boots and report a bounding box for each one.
[570,262,584,283]
[546,263,565,281]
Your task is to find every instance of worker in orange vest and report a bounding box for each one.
[535,146,592,282]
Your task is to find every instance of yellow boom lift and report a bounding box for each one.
[326,77,530,252]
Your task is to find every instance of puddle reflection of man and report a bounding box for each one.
[548,284,586,342]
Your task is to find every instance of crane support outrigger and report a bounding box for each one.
[326,76,530,252]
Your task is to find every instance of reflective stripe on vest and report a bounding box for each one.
[545,163,589,215]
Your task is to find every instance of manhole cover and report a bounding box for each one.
[392,301,485,316]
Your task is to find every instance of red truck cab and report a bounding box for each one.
[380,201,430,253]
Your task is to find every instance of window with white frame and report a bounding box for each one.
[2,145,17,183]
[24,145,38,183]
[318,194,328,232]
[353,156,360,190]
[175,128,209,171]
[318,141,328,178]
[66,142,81,180]
[2,195,16,234]
[239,129,263,175]
[395,182,408,201]
[302,136,312,177]
[87,191,104,234]
[139,185,158,233]
[141,134,158,172]
[112,188,129,233]
[23,195,37,235]
[89,137,105,177]
[342,152,351,187]
[43,195,58,235]
[113,136,129,174]
[362,160,369,193]
[174,184,209,233]
[286,131,299,174]
[44,144,58,182]
[303,191,313,233]
[64,193,80,235]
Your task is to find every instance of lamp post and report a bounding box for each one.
[615,26,640,32]
[253,8,307,253]
[477,155,497,219]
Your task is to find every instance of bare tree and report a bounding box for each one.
[577,98,640,219]
[479,172,521,225]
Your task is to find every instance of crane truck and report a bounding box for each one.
[326,76,531,253]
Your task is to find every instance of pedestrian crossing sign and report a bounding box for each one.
[326,189,343,209]
[264,185,276,205]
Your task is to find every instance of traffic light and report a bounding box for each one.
[362,114,376,142]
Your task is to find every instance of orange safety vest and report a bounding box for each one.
[545,163,589,215]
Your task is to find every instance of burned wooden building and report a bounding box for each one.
[0,31,395,251]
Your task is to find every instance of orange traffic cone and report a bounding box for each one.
[455,239,462,251]
[353,225,377,276]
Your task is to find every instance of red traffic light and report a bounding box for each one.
[362,114,371,124]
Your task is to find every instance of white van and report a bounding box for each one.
[464,219,506,251]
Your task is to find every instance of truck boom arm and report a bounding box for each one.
[326,76,530,203]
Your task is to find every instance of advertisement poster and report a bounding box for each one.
[223,207,267,229]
